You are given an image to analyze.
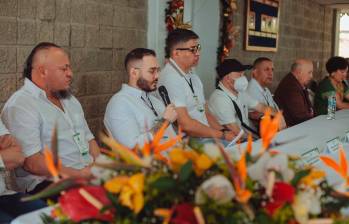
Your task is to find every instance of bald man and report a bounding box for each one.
[104,48,177,148]
[1,42,100,194]
[274,59,314,126]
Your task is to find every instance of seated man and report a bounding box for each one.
[0,120,46,223]
[2,42,100,194]
[104,48,177,148]
[158,28,236,142]
[274,59,314,127]
[208,59,285,139]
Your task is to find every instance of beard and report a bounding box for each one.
[51,89,72,99]
[137,77,157,92]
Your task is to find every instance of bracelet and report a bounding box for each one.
[0,154,5,171]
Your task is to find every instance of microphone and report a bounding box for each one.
[158,85,171,106]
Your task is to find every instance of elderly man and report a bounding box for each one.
[104,48,177,148]
[0,120,45,222]
[209,59,285,139]
[274,59,314,127]
[2,42,100,194]
[158,28,236,141]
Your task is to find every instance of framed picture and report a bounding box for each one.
[245,0,280,52]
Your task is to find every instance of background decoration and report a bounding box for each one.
[165,0,192,32]
[217,0,239,63]
[245,0,280,52]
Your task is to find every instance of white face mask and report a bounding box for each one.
[233,76,248,92]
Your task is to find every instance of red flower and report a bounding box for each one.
[59,186,114,222]
[170,203,198,224]
[264,182,295,216]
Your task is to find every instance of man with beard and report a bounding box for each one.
[1,42,100,194]
[104,48,177,148]
[158,29,236,141]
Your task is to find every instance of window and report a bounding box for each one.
[337,11,349,57]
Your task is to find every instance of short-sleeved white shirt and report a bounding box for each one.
[158,58,208,125]
[208,82,258,128]
[247,78,279,110]
[104,84,176,149]
[1,78,94,192]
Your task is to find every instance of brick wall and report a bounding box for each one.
[230,0,334,91]
[0,0,147,135]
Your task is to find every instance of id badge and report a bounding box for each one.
[193,95,204,113]
[73,132,90,163]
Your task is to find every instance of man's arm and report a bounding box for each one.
[24,153,92,178]
[254,103,287,129]
[0,134,24,170]
[88,139,100,161]
[205,104,223,130]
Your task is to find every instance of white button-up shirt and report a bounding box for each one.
[1,78,94,192]
[158,59,208,126]
[247,78,279,110]
[0,121,13,196]
[208,82,258,128]
[104,84,176,149]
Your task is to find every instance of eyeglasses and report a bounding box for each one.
[176,44,201,54]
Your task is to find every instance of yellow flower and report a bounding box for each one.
[299,169,326,187]
[169,148,214,176]
[104,173,144,214]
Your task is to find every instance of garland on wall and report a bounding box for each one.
[165,0,239,64]
[217,0,239,63]
[165,0,191,32]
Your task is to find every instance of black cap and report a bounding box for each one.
[216,59,252,79]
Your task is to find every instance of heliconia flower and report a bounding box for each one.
[260,108,282,153]
[59,186,114,222]
[43,147,61,182]
[104,173,145,214]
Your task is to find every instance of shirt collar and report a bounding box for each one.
[251,78,267,94]
[218,82,238,100]
[121,84,149,99]
[23,78,48,99]
[169,58,192,77]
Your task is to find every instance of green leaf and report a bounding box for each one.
[290,169,311,186]
[150,176,176,191]
[179,160,193,182]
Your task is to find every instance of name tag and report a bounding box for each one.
[326,137,340,153]
[73,132,90,163]
[301,147,320,165]
[193,95,204,113]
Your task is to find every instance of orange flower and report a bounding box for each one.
[260,108,281,153]
[43,147,61,182]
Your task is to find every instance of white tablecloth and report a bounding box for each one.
[11,207,52,224]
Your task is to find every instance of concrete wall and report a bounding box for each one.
[0,0,147,135]
[231,0,334,91]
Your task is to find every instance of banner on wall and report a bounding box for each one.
[245,0,280,52]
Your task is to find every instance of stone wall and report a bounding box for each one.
[231,0,334,91]
[0,0,147,135]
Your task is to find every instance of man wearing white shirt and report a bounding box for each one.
[2,42,100,194]
[104,48,177,149]
[0,120,45,222]
[247,57,279,109]
[158,29,236,141]
[208,59,285,138]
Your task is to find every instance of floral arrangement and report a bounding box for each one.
[165,0,191,32]
[24,110,349,224]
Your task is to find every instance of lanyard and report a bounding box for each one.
[141,95,158,117]
[169,60,195,95]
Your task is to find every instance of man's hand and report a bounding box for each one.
[0,134,20,149]
[222,130,237,142]
[0,147,24,170]
[162,103,177,123]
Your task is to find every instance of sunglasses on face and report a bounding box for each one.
[176,44,201,54]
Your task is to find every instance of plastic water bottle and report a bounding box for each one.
[327,93,336,120]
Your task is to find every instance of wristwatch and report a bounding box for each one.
[221,128,229,140]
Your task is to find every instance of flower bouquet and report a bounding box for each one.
[23,110,349,224]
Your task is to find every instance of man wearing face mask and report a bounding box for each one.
[208,59,285,138]
[104,48,177,149]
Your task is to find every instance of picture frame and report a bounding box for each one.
[245,0,280,52]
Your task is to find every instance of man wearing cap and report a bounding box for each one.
[158,29,236,141]
[208,59,285,138]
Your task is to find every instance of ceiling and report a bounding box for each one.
[313,0,349,9]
